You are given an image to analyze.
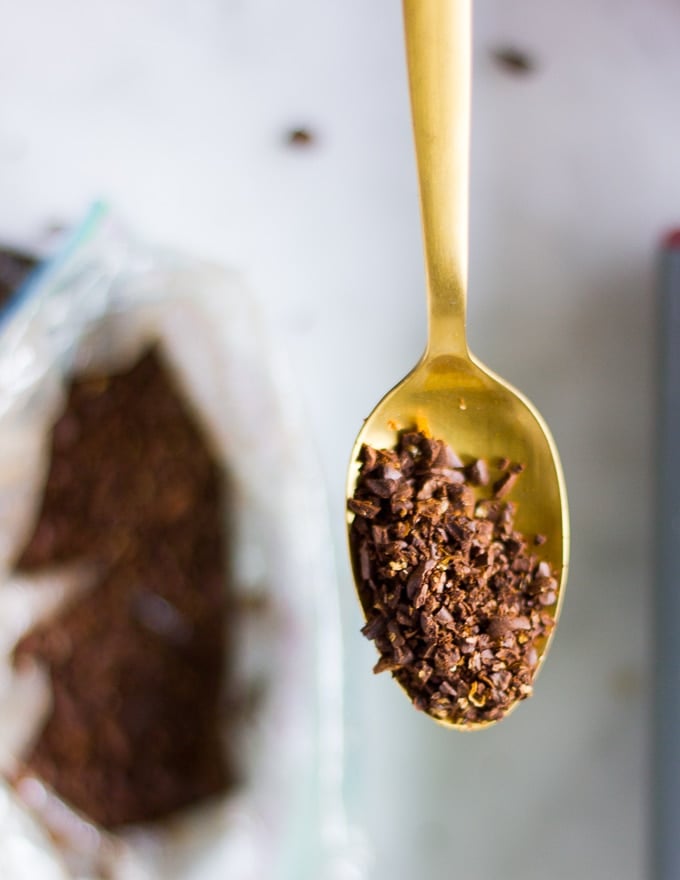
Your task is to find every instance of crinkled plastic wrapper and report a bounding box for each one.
[0,206,356,880]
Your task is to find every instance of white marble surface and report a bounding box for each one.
[2,1,678,878]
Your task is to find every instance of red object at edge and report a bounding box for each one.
[663,229,680,250]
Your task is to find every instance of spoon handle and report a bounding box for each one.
[403,0,471,360]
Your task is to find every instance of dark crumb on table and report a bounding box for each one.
[348,430,559,727]
[492,46,536,75]
[286,128,315,146]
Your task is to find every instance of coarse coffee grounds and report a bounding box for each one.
[348,430,559,726]
[12,347,236,828]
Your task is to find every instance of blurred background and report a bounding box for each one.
[2,0,678,878]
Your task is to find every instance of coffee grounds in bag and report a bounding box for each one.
[348,430,559,726]
[12,348,236,828]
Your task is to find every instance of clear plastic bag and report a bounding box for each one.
[0,205,356,880]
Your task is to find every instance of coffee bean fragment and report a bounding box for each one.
[348,497,381,519]
[466,458,490,486]
[348,430,559,726]
[493,469,521,499]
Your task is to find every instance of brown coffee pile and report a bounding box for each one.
[348,430,558,726]
[0,247,36,310]
[12,348,235,828]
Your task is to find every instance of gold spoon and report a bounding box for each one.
[345,0,569,729]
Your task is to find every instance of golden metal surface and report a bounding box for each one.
[346,0,570,729]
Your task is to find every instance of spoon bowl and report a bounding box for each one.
[346,0,569,729]
[346,353,569,729]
